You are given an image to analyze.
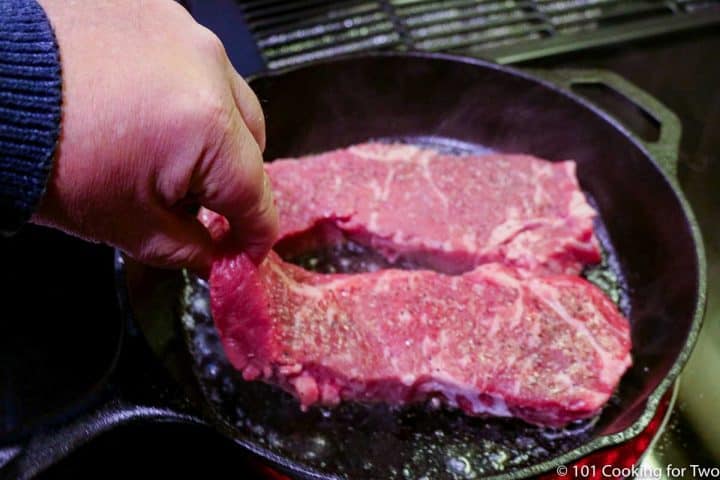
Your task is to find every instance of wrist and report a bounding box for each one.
[0,0,62,234]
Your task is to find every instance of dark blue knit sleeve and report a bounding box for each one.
[0,0,61,235]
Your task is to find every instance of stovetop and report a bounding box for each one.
[194,0,720,69]
[14,4,720,479]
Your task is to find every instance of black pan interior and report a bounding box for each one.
[168,54,701,479]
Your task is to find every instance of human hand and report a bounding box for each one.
[32,0,278,275]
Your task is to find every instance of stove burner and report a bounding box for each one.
[215,0,720,68]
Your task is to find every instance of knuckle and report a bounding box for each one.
[248,104,266,143]
[162,0,193,20]
[196,26,227,59]
[202,97,232,132]
[234,79,266,146]
[183,90,233,139]
[136,238,200,269]
[166,94,233,166]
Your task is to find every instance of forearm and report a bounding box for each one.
[0,0,61,235]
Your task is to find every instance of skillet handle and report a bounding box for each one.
[0,286,204,480]
[530,69,682,179]
[1,394,200,480]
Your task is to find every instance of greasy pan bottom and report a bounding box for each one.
[180,135,633,479]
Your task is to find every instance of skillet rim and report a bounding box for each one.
[209,51,708,479]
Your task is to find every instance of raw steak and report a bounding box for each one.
[210,251,632,427]
[266,143,601,275]
[202,143,630,427]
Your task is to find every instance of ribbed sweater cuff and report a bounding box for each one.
[0,0,61,235]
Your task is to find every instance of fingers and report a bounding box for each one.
[134,209,215,277]
[242,170,278,262]
[227,65,266,152]
[197,109,279,264]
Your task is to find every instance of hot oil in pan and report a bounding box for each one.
[180,137,630,480]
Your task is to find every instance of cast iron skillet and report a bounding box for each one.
[0,53,706,480]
